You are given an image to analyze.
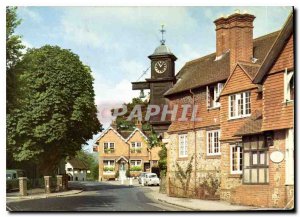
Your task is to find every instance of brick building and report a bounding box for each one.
[95,123,161,181]
[162,11,294,208]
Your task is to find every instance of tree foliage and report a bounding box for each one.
[158,144,167,174]
[112,97,151,131]
[75,150,99,180]
[6,6,25,112]
[7,45,101,175]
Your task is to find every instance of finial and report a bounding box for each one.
[160,24,166,45]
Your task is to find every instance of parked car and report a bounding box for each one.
[138,172,148,184]
[144,173,160,186]
[6,169,25,192]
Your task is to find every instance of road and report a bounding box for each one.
[7,181,188,211]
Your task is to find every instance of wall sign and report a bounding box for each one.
[270,151,284,163]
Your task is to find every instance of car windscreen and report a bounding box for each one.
[149,175,157,178]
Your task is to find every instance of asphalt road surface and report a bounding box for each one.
[7,181,187,211]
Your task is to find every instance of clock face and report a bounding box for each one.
[154,61,167,74]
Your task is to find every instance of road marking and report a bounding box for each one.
[6,205,13,211]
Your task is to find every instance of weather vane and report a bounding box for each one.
[160,24,166,45]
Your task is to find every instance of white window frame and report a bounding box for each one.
[130,160,142,166]
[207,130,221,156]
[285,128,294,185]
[207,83,224,109]
[229,92,251,119]
[179,134,188,158]
[103,142,115,152]
[103,160,115,167]
[284,69,294,102]
[230,144,243,174]
[131,142,142,149]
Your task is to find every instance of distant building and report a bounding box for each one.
[94,122,161,181]
[65,158,89,181]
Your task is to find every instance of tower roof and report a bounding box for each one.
[152,44,173,56]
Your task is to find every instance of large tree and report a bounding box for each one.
[7,45,102,175]
[6,6,25,112]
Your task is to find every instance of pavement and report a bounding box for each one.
[144,188,256,211]
[6,187,83,202]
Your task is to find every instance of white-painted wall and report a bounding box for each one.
[65,162,87,181]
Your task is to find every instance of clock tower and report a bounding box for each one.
[132,25,177,134]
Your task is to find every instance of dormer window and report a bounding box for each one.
[284,70,294,102]
[207,83,224,108]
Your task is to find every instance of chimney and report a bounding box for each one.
[136,120,143,130]
[111,120,117,129]
[214,10,256,71]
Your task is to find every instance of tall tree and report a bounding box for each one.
[6,6,25,111]
[7,45,102,175]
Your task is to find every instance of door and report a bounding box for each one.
[119,162,126,180]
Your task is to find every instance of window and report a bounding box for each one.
[207,130,220,155]
[229,92,251,119]
[284,70,294,102]
[230,144,243,174]
[131,142,141,148]
[67,168,72,172]
[286,129,294,185]
[131,142,142,153]
[103,160,115,167]
[243,135,269,184]
[207,83,224,108]
[104,142,115,153]
[130,160,141,166]
[179,134,188,157]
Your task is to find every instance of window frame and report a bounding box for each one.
[206,83,224,109]
[178,134,188,158]
[230,144,243,174]
[228,91,251,119]
[284,69,294,102]
[103,160,115,167]
[131,142,142,149]
[285,128,294,185]
[130,160,142,167]
[207,130,221,156]
[103,142,115,152]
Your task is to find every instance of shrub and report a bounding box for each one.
[130,166,142,171]
[104,166,114,172]
[115,170,119,178]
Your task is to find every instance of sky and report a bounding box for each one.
[15,6,292,152]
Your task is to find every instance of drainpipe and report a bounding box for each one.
[190,89,197,195]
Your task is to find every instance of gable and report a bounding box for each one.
[126,128,148,143]
[221,65,257,96]
[97,128,126,145]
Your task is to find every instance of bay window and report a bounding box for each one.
[229,92,251,119]
[179,134,188,158]
[207,130,220,155]
[243,135,269,184]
